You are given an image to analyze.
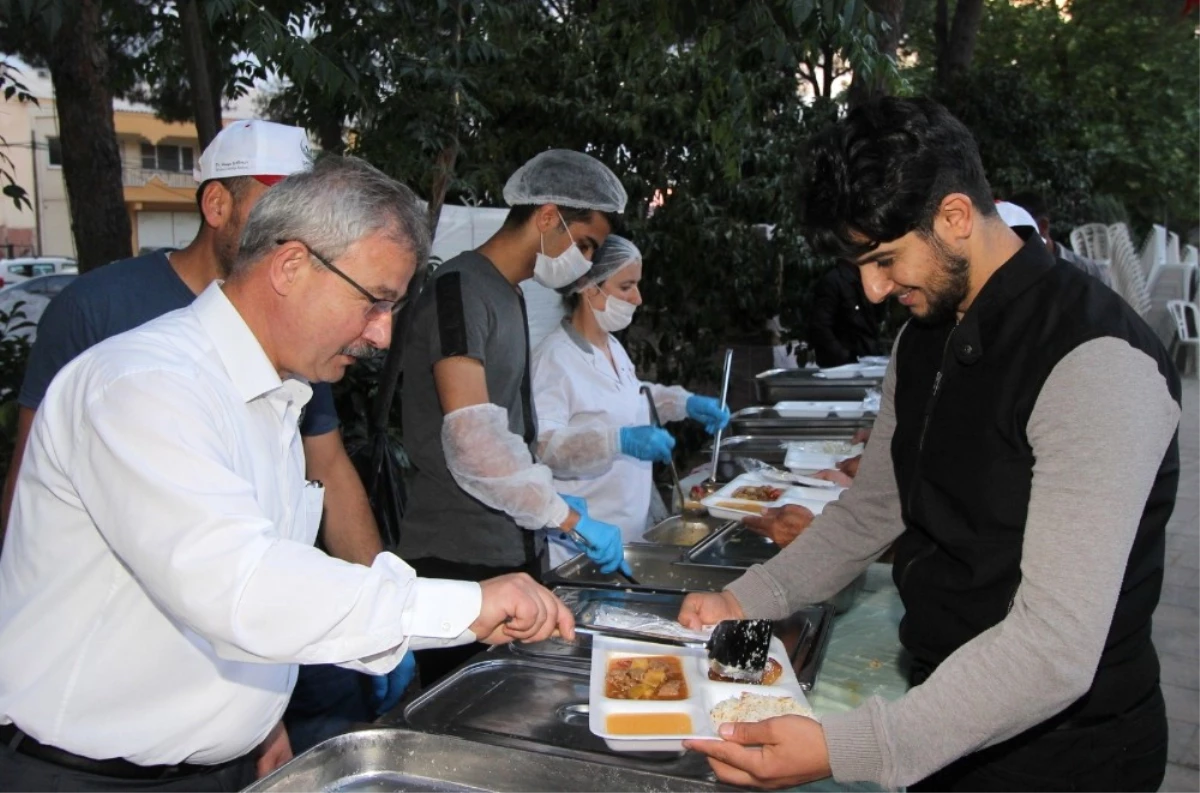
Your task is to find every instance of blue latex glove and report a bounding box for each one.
[686,395,730,435]
[618,425,676,463]
[571,513,631,577]
[559,493,589,519]
[370,651,418,717]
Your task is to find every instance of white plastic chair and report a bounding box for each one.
[1150,262,1195,299]
[1166,300,1199,375]
[1070,223,1112,262]
[1183,246,1199,304]
[1139,225,1167,283]
[1108,224,1153,317]
[1167,231,1181,264]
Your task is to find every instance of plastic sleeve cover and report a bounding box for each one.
[441,403,571,530]
[536,423,621,478]
[645,383,691,423]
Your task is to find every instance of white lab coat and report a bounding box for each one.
[532,321,689,568]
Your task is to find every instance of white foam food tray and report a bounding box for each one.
[773,400,872,419]
[783,441,864,473]
[588,633,811,752]
[814,363,888,379]
[699,472,836,521]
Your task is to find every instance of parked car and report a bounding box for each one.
[0,256,78,289]
[0,273,77,342]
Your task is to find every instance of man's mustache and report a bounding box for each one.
[339,344,374,359]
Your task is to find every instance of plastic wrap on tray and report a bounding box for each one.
[591,605,714,642]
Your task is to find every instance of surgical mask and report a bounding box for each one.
[533,213,591,289]
[591,290,637,332]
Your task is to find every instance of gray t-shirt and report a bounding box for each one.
[399,250,539,567]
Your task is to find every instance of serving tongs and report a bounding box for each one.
[639,385,703,520]
[577,618,774,683]
[566,530,641,587]
[699,349,735,497]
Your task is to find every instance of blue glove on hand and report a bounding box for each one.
[619,425,676,463]
[559,493,589,519]
[686,395,730,435]
[370,651,418,717]
[570,513,630,577]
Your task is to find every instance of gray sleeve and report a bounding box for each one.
[428,271,493,366]
[821,337,1181,788]
[725,331,906,618]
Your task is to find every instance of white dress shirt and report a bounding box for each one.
[0,283,481,766]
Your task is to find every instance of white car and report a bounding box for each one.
[0,257,78,289]
[0,273,77,342]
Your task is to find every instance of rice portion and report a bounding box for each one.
[710,692,814,729]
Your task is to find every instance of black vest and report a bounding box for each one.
[890,234,1181,721]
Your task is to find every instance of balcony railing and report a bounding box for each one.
[122,168,196,189]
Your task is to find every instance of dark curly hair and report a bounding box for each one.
[799,97,997,260]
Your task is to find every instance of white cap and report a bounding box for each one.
[194,120,312,185]
[995,200,1038,230]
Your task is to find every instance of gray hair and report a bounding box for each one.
[233,154,430,278]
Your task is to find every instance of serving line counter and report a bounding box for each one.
[754,368,883,405]
[249,563,907,793]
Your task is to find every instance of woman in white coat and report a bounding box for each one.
[531,235,729,567]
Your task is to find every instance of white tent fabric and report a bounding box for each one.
[430,204,508,264]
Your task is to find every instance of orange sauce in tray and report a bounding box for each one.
[605,656,688,700]
[605,712,694,735]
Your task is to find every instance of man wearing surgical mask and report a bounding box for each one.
[531,236,730,568]
[399,150,629,685]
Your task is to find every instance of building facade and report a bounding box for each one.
[0,65,251,261]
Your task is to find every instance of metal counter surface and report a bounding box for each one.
[246,727,728,792]
[266,565,908,793]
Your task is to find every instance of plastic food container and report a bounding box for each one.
[699,472,834,521]
[588,634,813,753]
[773,400,871,419]
[782,440,865,472]
[813,363,888,379]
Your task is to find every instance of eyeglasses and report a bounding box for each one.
[277,239,402,320]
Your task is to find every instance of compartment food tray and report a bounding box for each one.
[588,634,813,752]
[699,472,833,521]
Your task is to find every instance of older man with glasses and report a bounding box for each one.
[0,155,575,792]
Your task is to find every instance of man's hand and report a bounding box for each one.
[255,721,293,779]
[836,454,862,479]
[851,427,872,445]
[742,505,814,548]
[678,589,745,630]
[470,573,575,645]
[812,468,854,488]
[683,716,831,789]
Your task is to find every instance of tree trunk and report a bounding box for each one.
[847,0,906,109]
[425,141,458,238]
[315,105,346,154]
[181,0,220,150]
[820,42,835,98]
[936,0,984,83]
[47,0,131,272]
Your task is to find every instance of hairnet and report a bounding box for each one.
[558,234,641,295]
[503,149,628,214]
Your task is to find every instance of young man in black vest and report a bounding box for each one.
[679,97,1181,792]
